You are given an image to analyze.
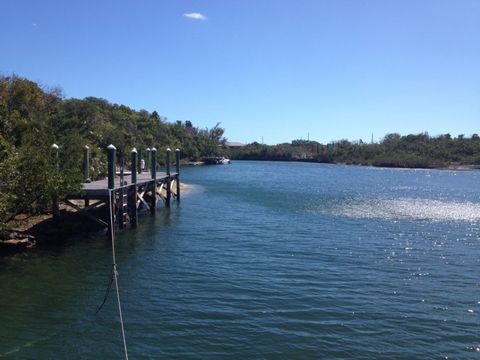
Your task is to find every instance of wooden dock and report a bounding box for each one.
[80,171,177,197]
[59,145,181,234]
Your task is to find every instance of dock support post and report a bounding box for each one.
[107,144,116,233]
[150,147,157,215]
[51,143,60,219]
[108,144,116,190]
[83,145,90,207]
[130,148,138,227]
[175,148,180,201]
[83,145,90,182]
[166,148,171,208]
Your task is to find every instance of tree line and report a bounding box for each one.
[2,75,478,230]
[0,75,225,226]
[229,133,480,168]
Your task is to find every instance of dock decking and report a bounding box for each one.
[79,171,179,197]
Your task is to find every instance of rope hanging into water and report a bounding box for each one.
[109,190,129,359]
[94,265,114,315]
[98,190,129,359]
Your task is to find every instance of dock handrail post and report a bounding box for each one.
[150,147,157,214]
[107,144,116,190]
[51,143,60,219]
[83,145,90,182]
[83,145,90,207]
[130,147,138,227]
[107,144,116,233]
[166,148,171,208]
[150,147,157,179]
[166,148,171,176]
[175,148,180,201]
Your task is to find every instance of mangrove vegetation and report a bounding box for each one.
[0,75,226,228]
[230,134,480,168]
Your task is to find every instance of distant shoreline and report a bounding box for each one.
[231,158,480,171]
[339,161,480,171]
[228,135,480,171]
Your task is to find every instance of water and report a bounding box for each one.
[1,161,480,359]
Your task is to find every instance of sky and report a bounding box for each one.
[1,0,479,145]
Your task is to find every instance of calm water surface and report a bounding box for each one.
[1,161,480,359]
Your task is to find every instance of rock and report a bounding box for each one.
[0,235,36,254]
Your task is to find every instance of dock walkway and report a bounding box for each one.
[80,171,178,197]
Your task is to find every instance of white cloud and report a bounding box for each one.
[183,12,207,21]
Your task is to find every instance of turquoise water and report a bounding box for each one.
[1,161,480,359]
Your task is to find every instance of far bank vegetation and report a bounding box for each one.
[230,134,480,168]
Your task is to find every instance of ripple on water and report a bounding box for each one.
[321,198,480,222]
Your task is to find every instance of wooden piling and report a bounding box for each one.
[107,144,116,233]
[150,147,157,214]
[130,148,138,227]
[83,145,90,207]
[83,145,90,182]
[166,148,171,208]
[175,148,180,201]
[107,144,116,190]
[51,143,60,219]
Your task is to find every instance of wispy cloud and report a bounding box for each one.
[183,12,207,21]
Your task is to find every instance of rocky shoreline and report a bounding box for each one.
[0,205,107,255]
[0,182,193,255]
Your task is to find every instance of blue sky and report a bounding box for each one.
[1,0,479,144]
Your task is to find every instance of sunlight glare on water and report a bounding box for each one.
[326,198,480,222]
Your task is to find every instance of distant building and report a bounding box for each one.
[224,141,246,149]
